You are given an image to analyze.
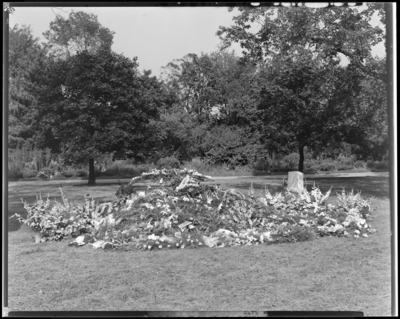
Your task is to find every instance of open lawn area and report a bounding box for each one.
[7,175,392,315]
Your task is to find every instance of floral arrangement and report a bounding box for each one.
[10,169,376,250]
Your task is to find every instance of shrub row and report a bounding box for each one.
[8,156,384,180]
[251,155,368,173]
[366,160,389,170]
[13,168,89,179]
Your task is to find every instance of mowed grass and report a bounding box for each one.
[7,176,392,315]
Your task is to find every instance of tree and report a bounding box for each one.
[43,10,115,60]
[161,51,257,121]
[253,49,366,172]
[35,48,159,185]
[9,24,47,149]
[217,4,385,74]
[346,57,388,160]
[159,51,261,163]
[217,5,386,172]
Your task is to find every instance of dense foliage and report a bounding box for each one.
[34,48,160,184]
[9,24,47,149]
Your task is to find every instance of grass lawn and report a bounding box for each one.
[6,176,392,315]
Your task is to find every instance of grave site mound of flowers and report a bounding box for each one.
[10,168,377,251]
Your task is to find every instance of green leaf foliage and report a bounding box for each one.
[34,48,160,177]
[9,24,48,149]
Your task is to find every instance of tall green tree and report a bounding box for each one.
[253,49,365,172]
[9,24,47,149]
[217,5,386,172]
[43,10,115,59]
[35,48,159,185]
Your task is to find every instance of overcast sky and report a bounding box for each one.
[9,5,386,78]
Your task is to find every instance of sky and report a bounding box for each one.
[9,5,386,78]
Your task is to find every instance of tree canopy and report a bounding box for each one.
[35,48,159,184]
[216,4,387,171]
[9,24,48,149]
[43,10,115,60]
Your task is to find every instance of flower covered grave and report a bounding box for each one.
[10,168,376,251]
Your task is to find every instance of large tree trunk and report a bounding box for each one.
[298,144,305,173]
[88,158,96,185]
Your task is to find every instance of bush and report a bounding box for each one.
[22,169,38,178]
[337,164,354,171]
[156,156,180,169]
[282,153,300,169]
[305,159,320,171]
[251,158,270,171]
[318,161,337,171]
[99,161,156,177]
[9,190,110,243]
[373,160,388,170]
[366,160,374,169]
[38,168,54,178]
[8,167,23,179]
[61,170,75,178]
[353,160,366,169]
[366,160,388,170]
[74,169,87,177]
[183,157,211,173]
[337,155,355,167]
[200,125,263,167]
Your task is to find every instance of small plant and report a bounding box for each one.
[9,189,115,243]
[289,226,317,242]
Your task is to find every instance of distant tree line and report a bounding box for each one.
[8,5,388,184]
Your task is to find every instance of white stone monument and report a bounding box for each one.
[287,171,305,194]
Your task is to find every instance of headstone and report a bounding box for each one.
[287,171,305,193]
